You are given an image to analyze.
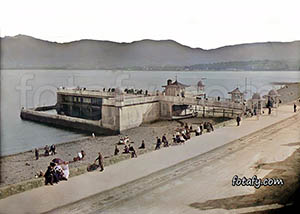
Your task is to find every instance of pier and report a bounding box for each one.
[20,79,279,134]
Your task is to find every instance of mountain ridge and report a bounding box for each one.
[1,35,300,70]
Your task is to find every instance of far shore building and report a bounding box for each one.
[228,88,244,103]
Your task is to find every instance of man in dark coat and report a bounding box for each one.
[95,152,104,171]
[44,166,54,185]
[35,148,39,160]
[236,116,241,126]
[294,103,297,113]
[155,137,161,150]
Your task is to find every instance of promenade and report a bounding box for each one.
[0,105,297,214]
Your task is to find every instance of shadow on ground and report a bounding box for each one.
[189,145,300,213]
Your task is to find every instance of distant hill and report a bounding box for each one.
[1,34,300,70]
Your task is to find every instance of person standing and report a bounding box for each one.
[35,148,39,160]
[155,137,161,150]
[294,103,297,113]
[162,134,169,147]
[268,106,272,115]
[236,116,241,126]
[114,145,119,155]
[95,152,104,172]
[50,144,56,155]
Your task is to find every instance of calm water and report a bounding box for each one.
[1,69,300,156]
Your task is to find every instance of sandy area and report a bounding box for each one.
[0,117,229,187]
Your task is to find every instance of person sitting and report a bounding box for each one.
[130,147,137,158]
[129,145,135,152]
[189,125,193,132]
[182,131,188,140]
[139,140,145,149]
[123,145,130,154]
[114,145,119,155]
[119,137,124,145]
[195,126,201,136]
[179,135,185,143]
[186,132,191,140]
[54,164,66,181]
[73,150,85,161]
[61,161,69,180]
[172,135,177,143]
[124,136,130,144]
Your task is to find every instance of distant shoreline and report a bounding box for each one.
[2,68,300,72]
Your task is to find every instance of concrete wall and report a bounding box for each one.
[101,105,121,131]
[21,109,117,135]
[119,101,160,131]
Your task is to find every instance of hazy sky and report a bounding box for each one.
[0,0,299,49]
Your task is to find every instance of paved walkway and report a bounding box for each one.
[0,105,297,214]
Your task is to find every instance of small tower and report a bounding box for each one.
[197,80,205,93]
[266,89,280,108]
[248,93,263,114]
[228,88,244,103]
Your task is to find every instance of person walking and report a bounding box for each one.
[155,137,161,150]
[236,115,241,126]
[95,152,104,172]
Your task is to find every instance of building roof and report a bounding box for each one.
[252,93,261,100]
[268,89,279,96]
[163,80,190,88]
[228,88,243,94]
[197,80,205,87]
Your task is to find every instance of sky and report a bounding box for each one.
[0,0,299,49]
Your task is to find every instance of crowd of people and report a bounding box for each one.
[44,160,69,185]
[33,143,89,185]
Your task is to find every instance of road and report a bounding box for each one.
[0,105,298,214]
[47,107,300,214]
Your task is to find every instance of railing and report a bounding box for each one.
[160,95,244,111]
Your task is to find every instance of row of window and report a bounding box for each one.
[61,95,102,105]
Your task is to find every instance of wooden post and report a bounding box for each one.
[203,106,205,117]
[223,109,225,117]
